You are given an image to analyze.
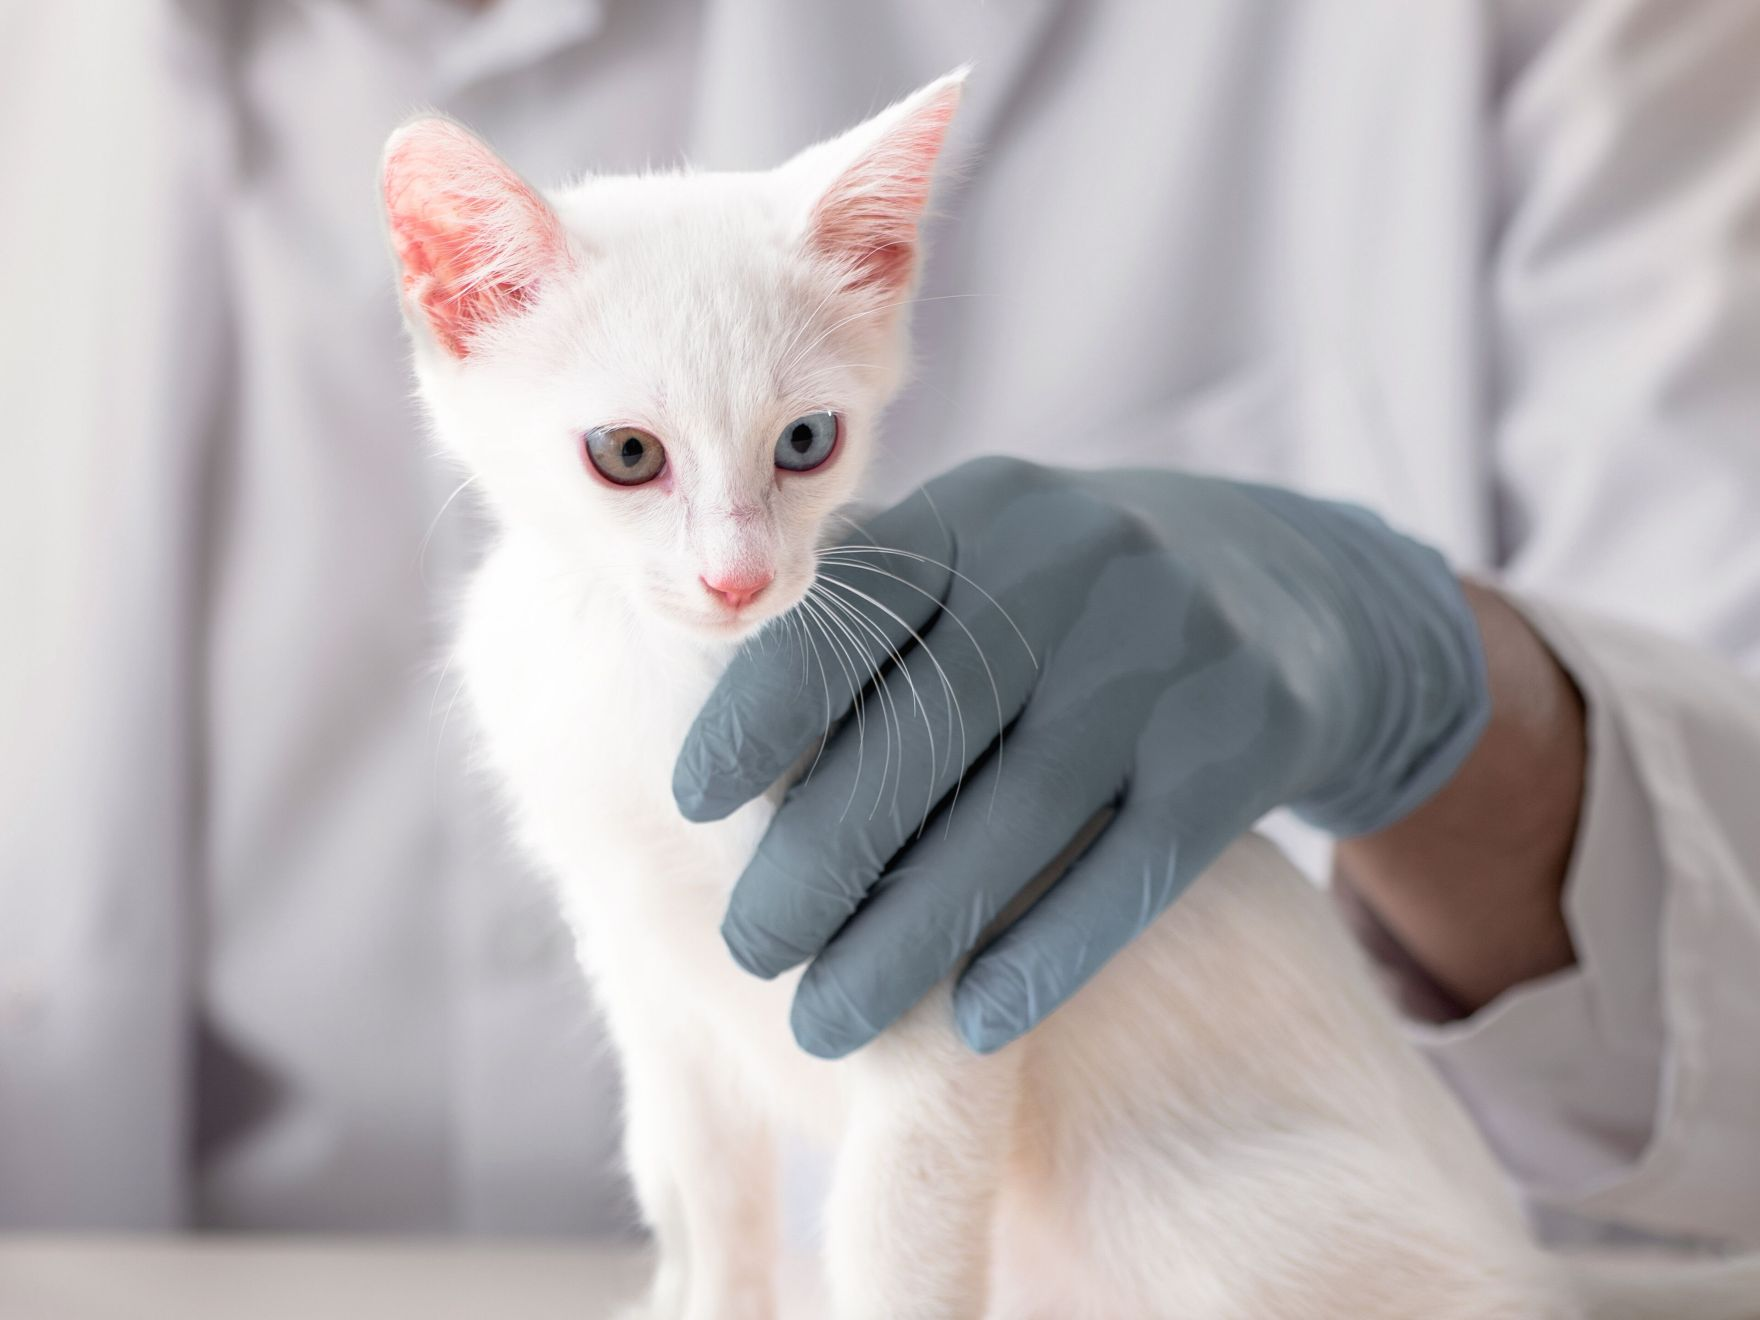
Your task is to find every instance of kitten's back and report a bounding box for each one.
[999,834,1560,1318]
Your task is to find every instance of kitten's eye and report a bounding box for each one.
[585,425,667,486]
[774,411,839,473]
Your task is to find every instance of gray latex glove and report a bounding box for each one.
[673,457,1489,1057]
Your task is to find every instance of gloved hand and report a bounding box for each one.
[673,457,1489,1057]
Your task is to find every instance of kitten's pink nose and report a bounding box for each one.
[701,571,774,611]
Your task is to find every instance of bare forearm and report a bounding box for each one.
[1335,582,1585,1014]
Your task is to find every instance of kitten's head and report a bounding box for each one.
[383,70,965,640]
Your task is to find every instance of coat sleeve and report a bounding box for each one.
[0,2,229,1227]
[1410,601,1760,1245]
[1404,0,1760,1246]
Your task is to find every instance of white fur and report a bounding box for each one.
[386,75,1759,1320]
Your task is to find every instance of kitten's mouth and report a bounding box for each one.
[660,590,802,640]
[697,609,771,635]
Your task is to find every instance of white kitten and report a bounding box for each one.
[382,72,1757,1320]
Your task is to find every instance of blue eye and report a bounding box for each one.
[774,411,839,472]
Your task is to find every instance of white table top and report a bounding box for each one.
[2,1235,1705,1318]
[0,1238,660,1320]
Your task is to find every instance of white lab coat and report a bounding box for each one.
[3,0,1758,1245]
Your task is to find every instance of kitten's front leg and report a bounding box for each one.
[824,987,1022,1320]
[614,1017,778,1320]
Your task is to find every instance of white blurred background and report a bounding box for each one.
[4,0,1759,1253]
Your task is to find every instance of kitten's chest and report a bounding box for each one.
[459,542,732,839]
[456,541,844,1126]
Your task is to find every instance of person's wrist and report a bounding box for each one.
[1333,583,1582,1011]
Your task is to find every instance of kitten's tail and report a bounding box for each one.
[1560,1252,1760,1319]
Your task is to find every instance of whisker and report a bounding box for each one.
[814,583,937,828]
[806,586,904,823]
[435,673,467,764]
[429,653,456,723]
[784,610,811,697]
[817,554,1013,816]
[818,537,1041,826]
[811,572,977,829]
[813,584,915,823]
[797,592,873,823]
[416,474,480,585]
[915,483,952,546]
[815,557,960,783]
[817,542,1037,671]
[801,588,885,807]
[793,603,836,788]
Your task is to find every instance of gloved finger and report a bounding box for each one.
[945,797,1208,1054]
[719,566,1042,980]
[671,495,953,822]
[949,657,1293,1052]
[785,714,1131,1058]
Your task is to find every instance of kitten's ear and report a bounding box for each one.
[381,117,571,359]
[788,67,968,300]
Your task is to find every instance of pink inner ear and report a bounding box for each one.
[383,121,567,358]
[807,84,960,297]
